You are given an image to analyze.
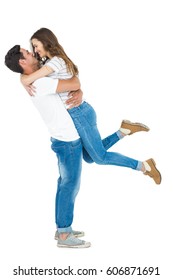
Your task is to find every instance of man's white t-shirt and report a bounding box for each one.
[31,77,79,141]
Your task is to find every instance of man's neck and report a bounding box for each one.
[24,64,39,75]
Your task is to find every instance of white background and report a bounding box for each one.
[1,0,173,279]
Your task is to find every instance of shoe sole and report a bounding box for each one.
[57,243,91,248]
[146,158,162,184]
[122,120,150,130]
[150,158,162,184]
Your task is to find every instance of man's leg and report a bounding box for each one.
[51,138,82,232]
[51,137,91,248]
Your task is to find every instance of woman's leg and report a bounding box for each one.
[83,131,121,163]
[68,102,161,184]
[82,119,150,163]
[68,102,141,170]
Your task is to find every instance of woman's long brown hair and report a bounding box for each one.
[30,28,78,75]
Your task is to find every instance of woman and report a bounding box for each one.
[21,27,161,184]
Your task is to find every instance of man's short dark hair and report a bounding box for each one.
[5,45,24,74]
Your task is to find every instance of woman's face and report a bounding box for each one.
[31,39,48,58]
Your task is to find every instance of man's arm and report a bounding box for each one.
[56,76,80,93]
[32,76,83,108]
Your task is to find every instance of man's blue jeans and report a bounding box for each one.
[51,138,83,233]
[68,102,141,169]
[51,132,126,233]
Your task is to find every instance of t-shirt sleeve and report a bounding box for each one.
[33,77,58,96]
[46,57,62,73]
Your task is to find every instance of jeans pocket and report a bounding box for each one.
[71,138,82,147]
[51,144,66,164]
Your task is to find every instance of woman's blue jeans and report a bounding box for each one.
[51,103,141,233]
[68,102,140,169]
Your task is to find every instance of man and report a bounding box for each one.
[5,45,91,248]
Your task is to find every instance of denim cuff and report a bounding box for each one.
[57,226,72,233]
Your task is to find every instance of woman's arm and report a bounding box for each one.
[22,75,80,97]
[57,76,81,93]
[21,65,54,86]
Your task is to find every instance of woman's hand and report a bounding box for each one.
[20,74,36,96]
[22,84,36,97]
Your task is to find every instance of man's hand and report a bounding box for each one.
[66,89,83,109]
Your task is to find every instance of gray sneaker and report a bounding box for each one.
[55,230,84,240]
[57,233,91,248]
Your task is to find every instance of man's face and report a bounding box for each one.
[20,48,39,70]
